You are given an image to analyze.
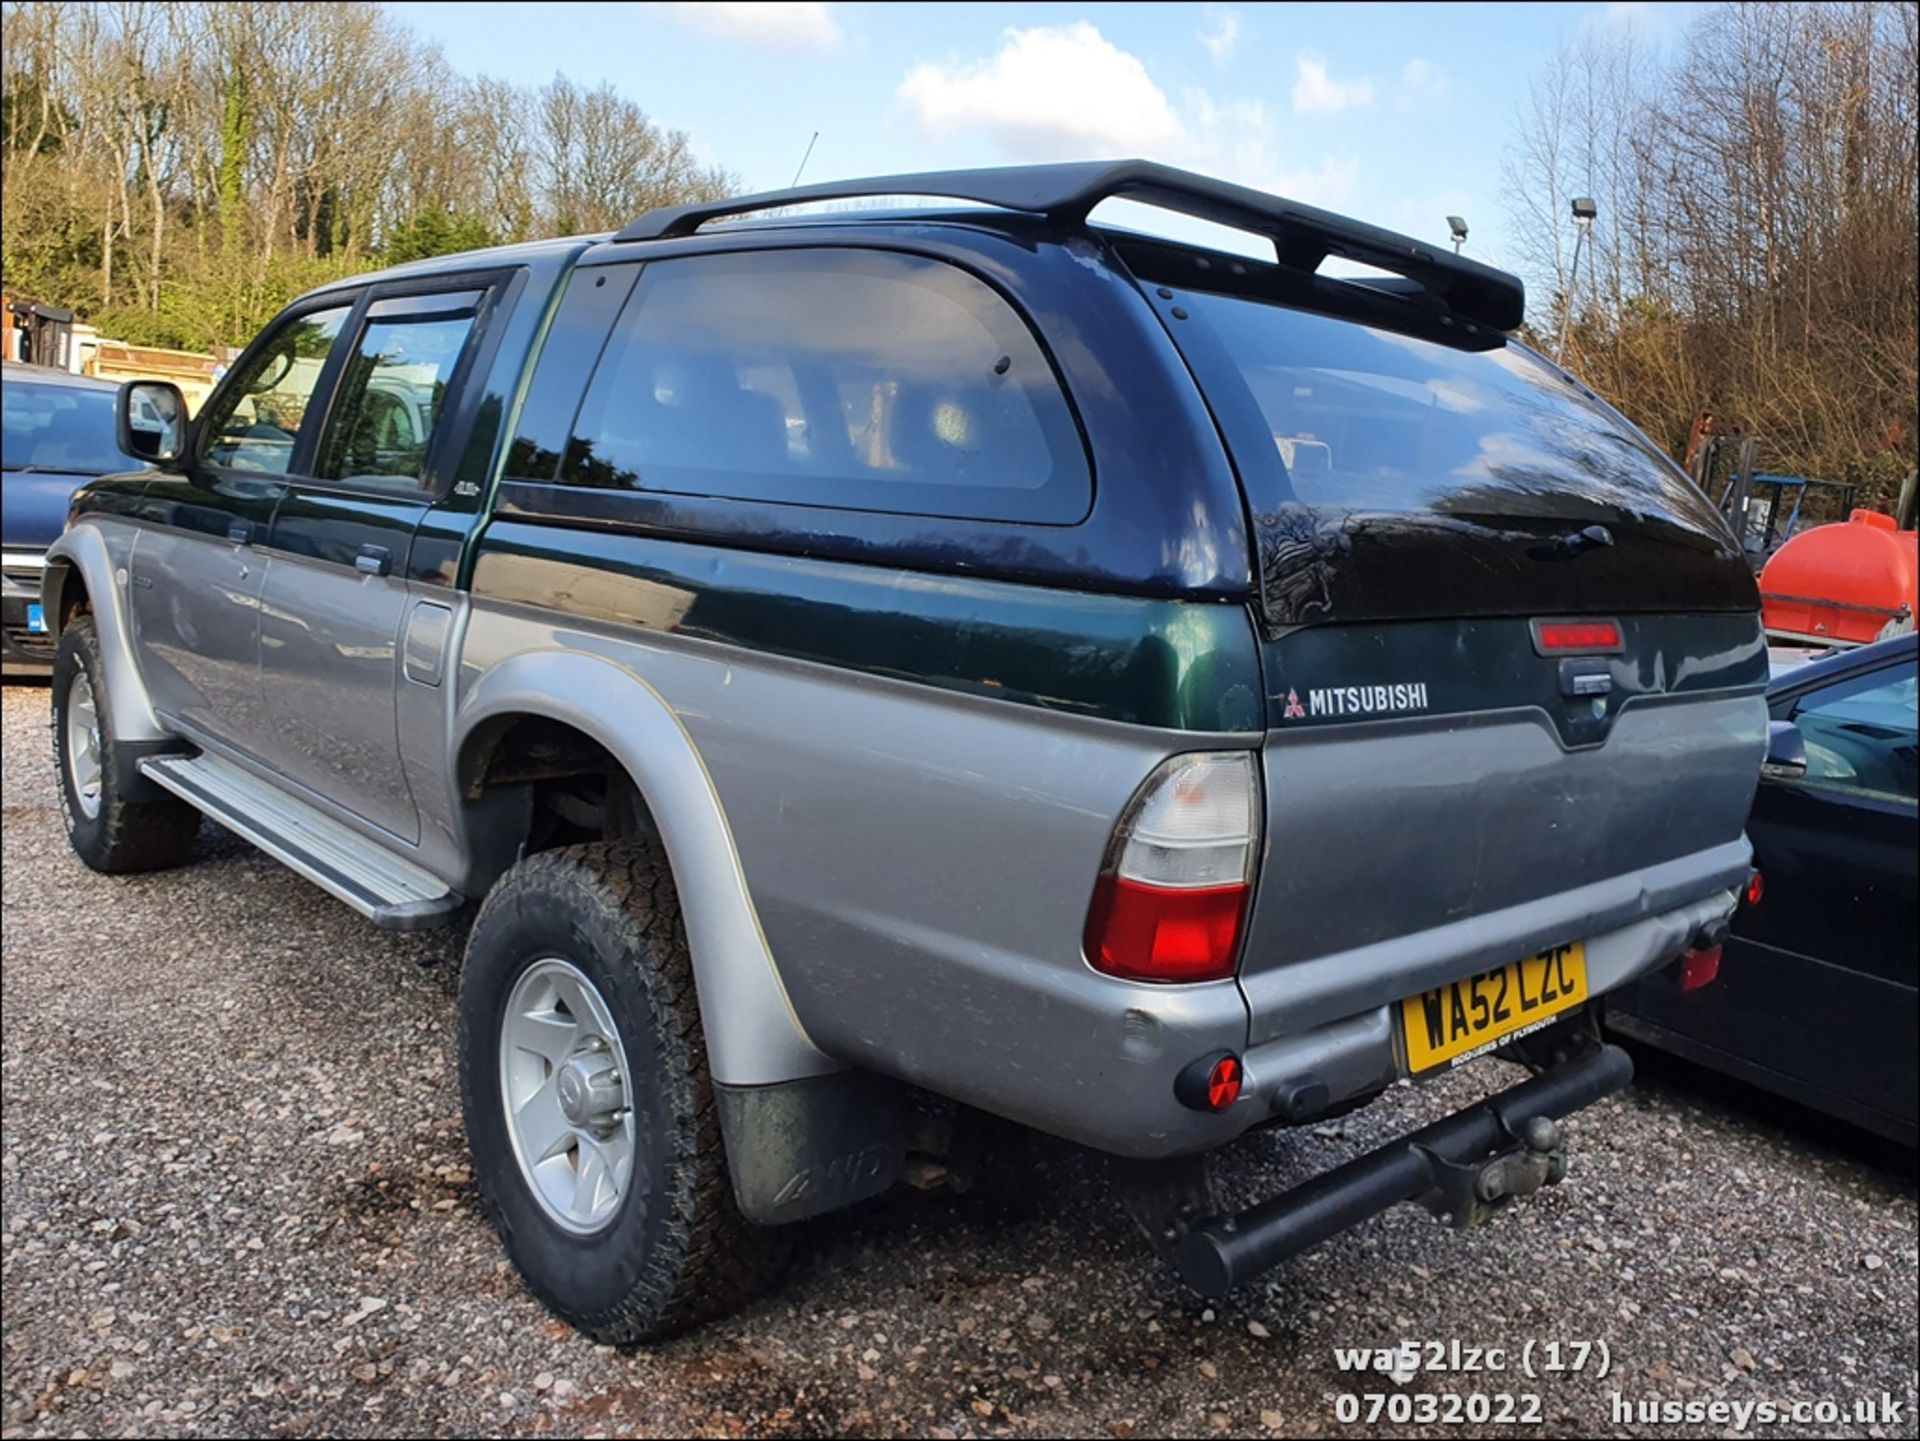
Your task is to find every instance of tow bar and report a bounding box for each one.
[1175,1043,1634,1296]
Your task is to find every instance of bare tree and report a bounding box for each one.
[1504,1,1918,508]
[537,74,731,234]
[1,0,740,348]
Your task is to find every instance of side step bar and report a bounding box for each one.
[140,753,463,931]
[1177,1044,1634,1296]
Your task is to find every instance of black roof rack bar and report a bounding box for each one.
[614,159,1525,332]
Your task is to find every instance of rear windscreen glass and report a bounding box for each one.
[1179,289,1722,529]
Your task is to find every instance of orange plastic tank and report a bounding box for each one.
[1760,509,1918,645]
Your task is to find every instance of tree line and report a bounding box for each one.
[5,1,1914,509]
[1504,1,1918,510]
[1,0,732,352]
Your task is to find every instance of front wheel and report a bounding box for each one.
[459,842,788,1342]
[52,615,199,873]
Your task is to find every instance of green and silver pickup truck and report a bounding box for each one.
[43,160,1768,1341]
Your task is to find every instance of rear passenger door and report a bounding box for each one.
[254,280,494,843]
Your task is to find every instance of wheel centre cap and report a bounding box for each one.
[555,1049,622,1128]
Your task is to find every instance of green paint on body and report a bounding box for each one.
[473,521,1264,733]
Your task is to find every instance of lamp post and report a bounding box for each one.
[1557,196,1597,364]
[1446,215,1468,255]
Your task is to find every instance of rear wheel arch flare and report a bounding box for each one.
[459,712,663,861]
[452,650,836,1089]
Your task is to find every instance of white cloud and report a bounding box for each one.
[1593,1,1653,28]
[656,2,840,52]
[894,24,1364,257]
[898,23,1183,160]
[1291,51,1375,114]
[1182,89,1360,207]
[1398,57,1452,109]
[1197,5,1242,67]
[1268,156,1361,210]
[1579,1,1678,39]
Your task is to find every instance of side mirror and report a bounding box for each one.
[117,380,189,468]
[1761,719,1807,782]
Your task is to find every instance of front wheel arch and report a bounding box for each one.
[42,525,168,743]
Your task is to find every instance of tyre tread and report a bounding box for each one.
[52,616,199,874]
[464,841,787,1343]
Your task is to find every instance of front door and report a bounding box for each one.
[129,303,352,751]
[255,285,491,843]
[1729,654,1919,1125]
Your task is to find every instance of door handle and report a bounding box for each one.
[227,520,252,545]
[355,544,392,577]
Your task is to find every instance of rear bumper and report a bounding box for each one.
[1235,874,1743,1133]
[980,867,1738,1162]
[1240,838,1755,1042]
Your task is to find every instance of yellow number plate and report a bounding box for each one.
[1399,943,1588,1075]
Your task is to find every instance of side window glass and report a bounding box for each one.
[201,306,350,475]
[1789,662,1919,804]
[318,293,481,487]
[505,265,639,482]
[558,249,1089,524]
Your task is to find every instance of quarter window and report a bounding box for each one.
[318,293,481,486]
[201,305,350,475]
[558,249,1089,523]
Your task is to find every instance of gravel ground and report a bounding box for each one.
[2,682,1915,1439]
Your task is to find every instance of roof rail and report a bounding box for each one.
[613,159,1525,332]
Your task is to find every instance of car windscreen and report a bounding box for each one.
[1178,290,1724,532]
[1,379,142,476]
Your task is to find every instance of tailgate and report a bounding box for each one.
[1239,612,1768,1045]
[1134,266,1771,1045]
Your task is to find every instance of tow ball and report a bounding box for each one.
[1413,1114,1569,1231]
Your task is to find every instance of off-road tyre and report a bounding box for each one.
[51,615,199,873]
[459,841,789,1342]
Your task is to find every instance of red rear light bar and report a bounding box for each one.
[1085,875,1249,983]
[1531,618,1624,655]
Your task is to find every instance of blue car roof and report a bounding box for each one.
[2,362,122,393]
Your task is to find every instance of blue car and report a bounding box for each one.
[1609,631,1918,1144]
[2,363,147,676]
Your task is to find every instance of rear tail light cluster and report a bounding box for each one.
[1084,752,1259,983]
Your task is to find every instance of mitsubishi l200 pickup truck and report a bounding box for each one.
[43,161,1768,1341]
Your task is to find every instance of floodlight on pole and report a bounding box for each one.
[1557,196,1598,363]
[1446,215,1468,255]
